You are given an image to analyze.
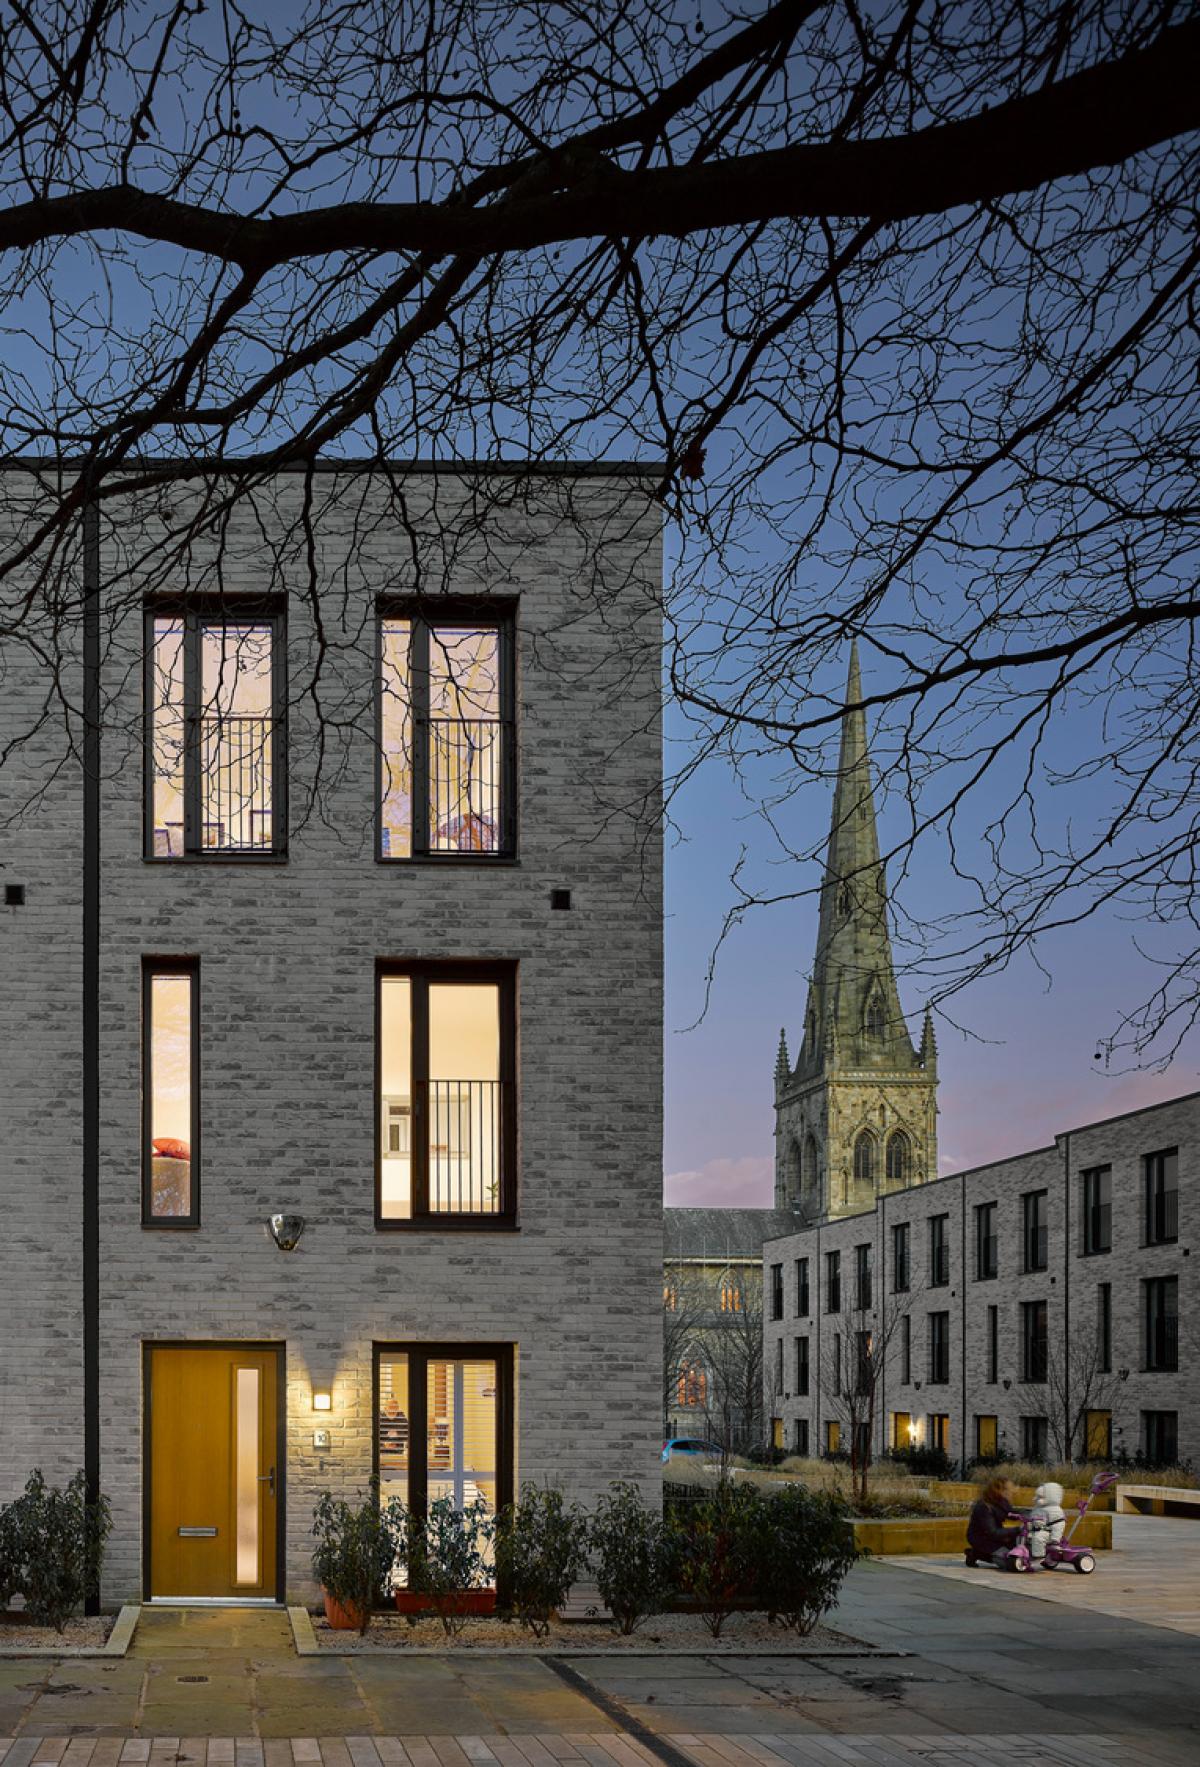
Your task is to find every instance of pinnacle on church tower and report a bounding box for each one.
[773,641,938,1220]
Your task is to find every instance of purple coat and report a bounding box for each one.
[967,1494,1017,1557]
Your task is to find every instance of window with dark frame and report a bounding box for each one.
[1021,1414,1049,1459]
[1081,1165,1112,1256]
[825,1249,841,1312]
[1098,1282,1112,1373]
[855,1329,873,1394]
[147,604,286,859]
[796,1336,810,1396]
[770,1262,784,1320]
[1021,1299,1048,1383]
[1143,1276,1179,1372]
[376,961,516,1227]
[892,1220,910,1292]
[929,1413,950,1453]
[795,1257,810,1317]
[986,1304,999,1383]
[1141,1410,1179,1465]
[901,1313,912,1384]
[793,1417,809,1456]
[928,1310,950,1384]
[928,1214,949,1287]
[833,1332,842,1395]
[774,1337,784,1395]
[974,1201,998,1279]
[1144,1149,1179,1246]
[854,1242,872,1310]
[1022,1190,1048,1272]
[379,605,515,860]
[375,1343,513,1589]
[142,958,200,1226]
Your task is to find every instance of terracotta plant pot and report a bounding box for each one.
[394,1588,496,1617]
[323,1592,368,1631]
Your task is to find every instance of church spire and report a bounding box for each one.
[798,641,917,1074]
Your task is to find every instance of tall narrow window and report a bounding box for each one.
[770,1263,784,1320]
[1143,1277,1179,1372]
[854,1243,872,1310]
[928,1311,950,1384]
[974,1202,998,1279]
[892,1220,911,1292]
[825,1249,841,1312]
[379,606,514,859]
[147,605,285,858]
[986,1304,999,1383]
[901,1313,912,1384]
[1022,1190,1048,1272]
[143,959,199,1226]
[1097,1283,1112,1373]
[928,1214,950,1286]
[796,1337,810,1396]
[1081,1166,1112,1255]
[1141,1410,1178,1464]
[1021,1299,1048,1383]
[795,1258,810,1317]
[885,1131,911,1187]
[1144,1149,1179,1246]
[853,1130,876,1188]
[376,1345,513,1592]
[1021,1415,1048,1459]
[377,962,515,1225]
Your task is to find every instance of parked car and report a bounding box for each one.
[662,1437,723,1464]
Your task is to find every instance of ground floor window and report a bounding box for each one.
[793,1417,809,1456]
[375,1344,514,1586]
[771,1417,784,1450]
[928,1413,950,1453]
[1141,1410,1178,1465]
[825,1418,841,1456]
[1021,1414,1048,1460]
[890,1411,911,1451]
[976,1414,998,1460]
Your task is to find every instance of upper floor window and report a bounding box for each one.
[853,1130,876,1188]
[1097,1282,1112,1373]
[854,1242,872,1310]
[825,1249,841,1313]
[864,992,885,1039]
[891,1220,911,1292]
[379,605,514,860]
[986,1304,999,1383]
[147,605,285,858]
[928,1213,949,1287]
[1022,1190,1048,1272]
[720,1274,744,1313]
[1144,1148,1178,1246]
[795,1336,810,1396]
[143,958,199,1226]
[885,1130,911,1187]
[795,1257,810,1317]
[377,961,515,1227]
[975,1201,998,1280]
[676,1362,707,1409]
[1021,1299,1048,1383]
[927,1311,950,1384]
[1143,1276,1178,1373]
[769,1263,784,1320]
[1082,1166,1112,1256]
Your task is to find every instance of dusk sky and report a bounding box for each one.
[662,692,1200,1209]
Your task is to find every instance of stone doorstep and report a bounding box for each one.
[289,1608,905,1659]
[0,1604,141,1660]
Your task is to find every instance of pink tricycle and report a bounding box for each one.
[1004,1471,1117,1575]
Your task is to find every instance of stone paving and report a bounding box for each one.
[0,1541,1196,1761]
[890,1513,1200,1636]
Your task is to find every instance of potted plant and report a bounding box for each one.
[396,1494,495,1635]
[311,1484,397,1634]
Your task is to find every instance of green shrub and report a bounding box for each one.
[4,1469,111,1632]
[402,1495,495,1637]
[882,1444,954,1480]
[752,1485,859,1635]
[494,1484,588,1638]
[311,1483,397,1633]
[668,1477,761,1639]
[589,1482,671,1636]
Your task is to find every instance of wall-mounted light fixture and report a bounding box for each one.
[268,1213,306,1252]
[1002,1377,1012,1390]
[312,1390,332,1412]
[1118,1367,1131,1382]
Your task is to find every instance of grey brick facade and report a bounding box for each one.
[764,1088,1199,1468]
[0,466,663,1603]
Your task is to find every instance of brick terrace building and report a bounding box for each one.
[0,463,663,1604]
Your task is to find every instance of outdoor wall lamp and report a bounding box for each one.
[1118,1367,1131,1382]
[312,1390,332,1411]
[1002,1378,1012,1390]
[268,1213,306,1252]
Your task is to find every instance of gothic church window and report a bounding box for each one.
[886,1131,912,1187]
[836,883,851,918]
[803,1133,819,1194]
[853,1130,876,1188]
[865,991,885,1039]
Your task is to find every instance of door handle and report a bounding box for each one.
[257,1466,276,1495]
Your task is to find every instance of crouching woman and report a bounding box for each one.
[966,1477,1021,1567]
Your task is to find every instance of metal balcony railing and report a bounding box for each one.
[427,1078,502,1213]
[427,717,505,852]
[200,714,273,849]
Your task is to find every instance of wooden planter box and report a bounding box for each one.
[393,1589,496,1616]
[850,1513,1112,1556]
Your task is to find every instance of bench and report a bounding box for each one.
[1116,1482,1200,1517]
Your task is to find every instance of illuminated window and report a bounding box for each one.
[663,1282,679,1312]
[720,1276,744,1313]
[676,1363,707,1408]
[379,606,514,860]
[142,959,199,1226]
[146,605,284,858]
[377,962,515,1225]
[376,1345,513,1591]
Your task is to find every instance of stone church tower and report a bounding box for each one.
[774,643,938,1221]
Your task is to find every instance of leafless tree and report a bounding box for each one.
[702,1267,765,1454]
[823,1291,911,1505]
[1043,1323,1123,1463]
[662,1265,712,1436]
[0,3,1197,1051]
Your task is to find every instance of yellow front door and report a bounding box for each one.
[147,1346,279,1600]
[1086,1409,1112,1459]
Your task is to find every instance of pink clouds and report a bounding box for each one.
[663,1154,774,1208]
